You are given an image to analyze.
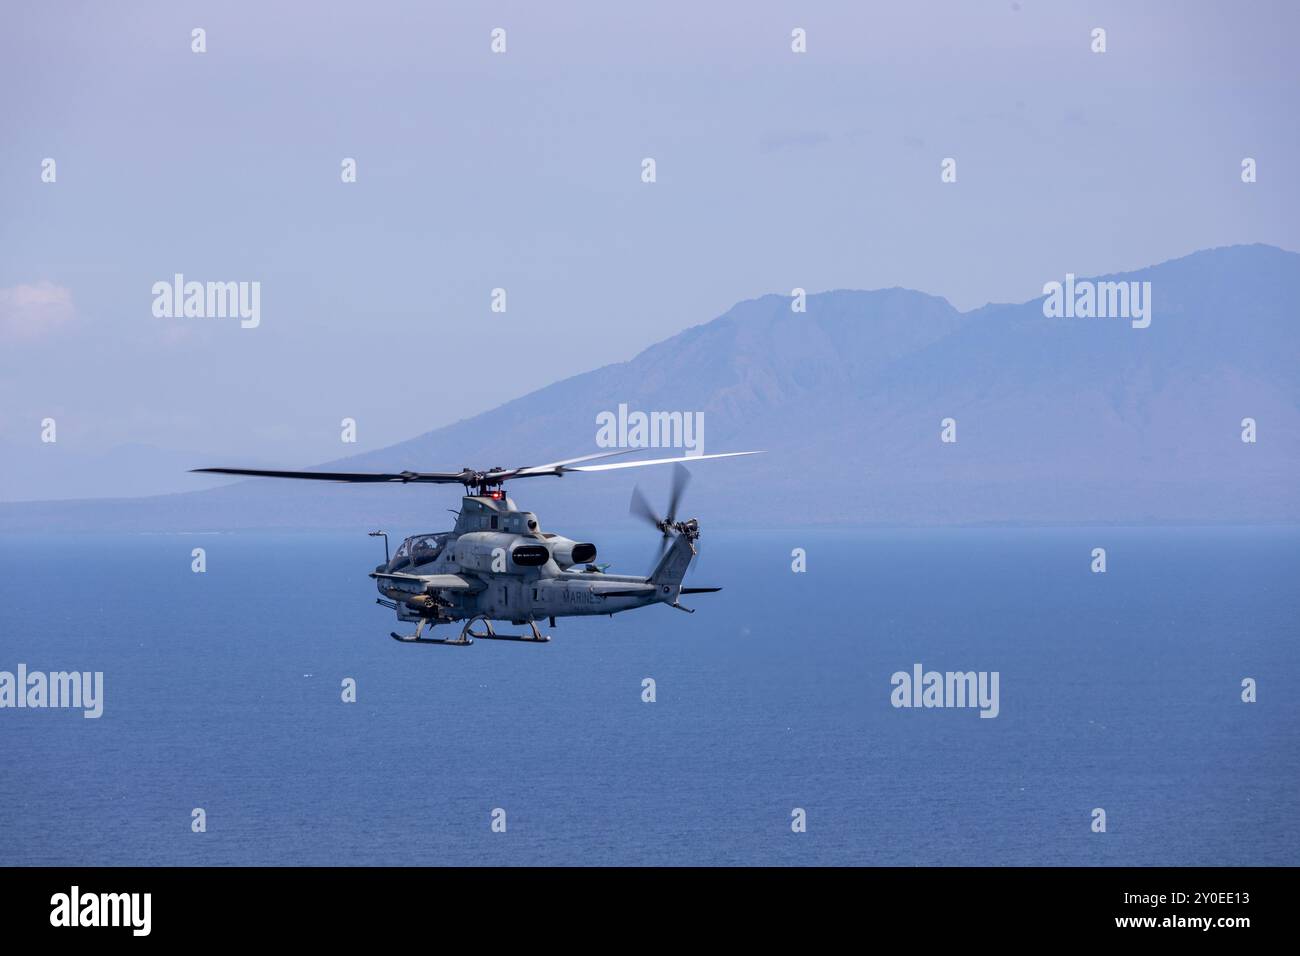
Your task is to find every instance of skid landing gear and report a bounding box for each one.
[390,617,471,646]
[390,616,549,646]
[461,616,550,644]
[389,632,472,645]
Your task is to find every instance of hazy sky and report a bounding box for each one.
[2,0,1297,485]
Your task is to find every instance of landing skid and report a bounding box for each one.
[390,617,472,646]
[462,616,550,644]
[390,631,472,646]
[389,616,549,646]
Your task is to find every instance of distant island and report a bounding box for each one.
[3,243,1297,532]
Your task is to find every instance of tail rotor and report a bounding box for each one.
[630,464,700,573]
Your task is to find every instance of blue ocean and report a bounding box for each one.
[1,527,1296,866]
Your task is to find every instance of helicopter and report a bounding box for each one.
[192,449,759,645]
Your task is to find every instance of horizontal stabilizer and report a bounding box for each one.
[679,587,722,594]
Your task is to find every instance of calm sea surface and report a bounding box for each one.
[1,527,1295,865]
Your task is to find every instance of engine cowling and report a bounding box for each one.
[510,543,550,567]
[548,537,597,569]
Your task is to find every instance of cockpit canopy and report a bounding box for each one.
[388,533,448,571]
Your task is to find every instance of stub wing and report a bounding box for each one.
[369,571,485,592]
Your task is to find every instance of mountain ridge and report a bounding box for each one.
[3,243,1297,532]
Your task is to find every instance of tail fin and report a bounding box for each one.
[649,533,696,600]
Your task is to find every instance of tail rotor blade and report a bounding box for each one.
[648,534,672,577]
[665,463,691,523]
[633,465,695,576]
[629,485,663,528]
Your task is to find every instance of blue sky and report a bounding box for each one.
[1,0,1297,495]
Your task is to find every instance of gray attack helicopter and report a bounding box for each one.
[193,449,759,646]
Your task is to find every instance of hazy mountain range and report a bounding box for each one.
[3,243,1297,533]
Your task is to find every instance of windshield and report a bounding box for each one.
[389,533,446,571]
[407,534,445,566]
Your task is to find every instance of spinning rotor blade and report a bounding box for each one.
[190,467,467,483]
[567,450,761,474]
[638,532,673,579]
[629,485,664,528]
[665,463,690,523]
[512,449,639,476]
[632,462,701,576]
[194,450,763,490]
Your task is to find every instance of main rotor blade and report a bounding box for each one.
[192,450,762,487]
[567,450,763,474]
[513,448,640,477]
[190,467,466,483]
[665,462,690,523]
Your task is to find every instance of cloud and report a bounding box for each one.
[0,281,75,341]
